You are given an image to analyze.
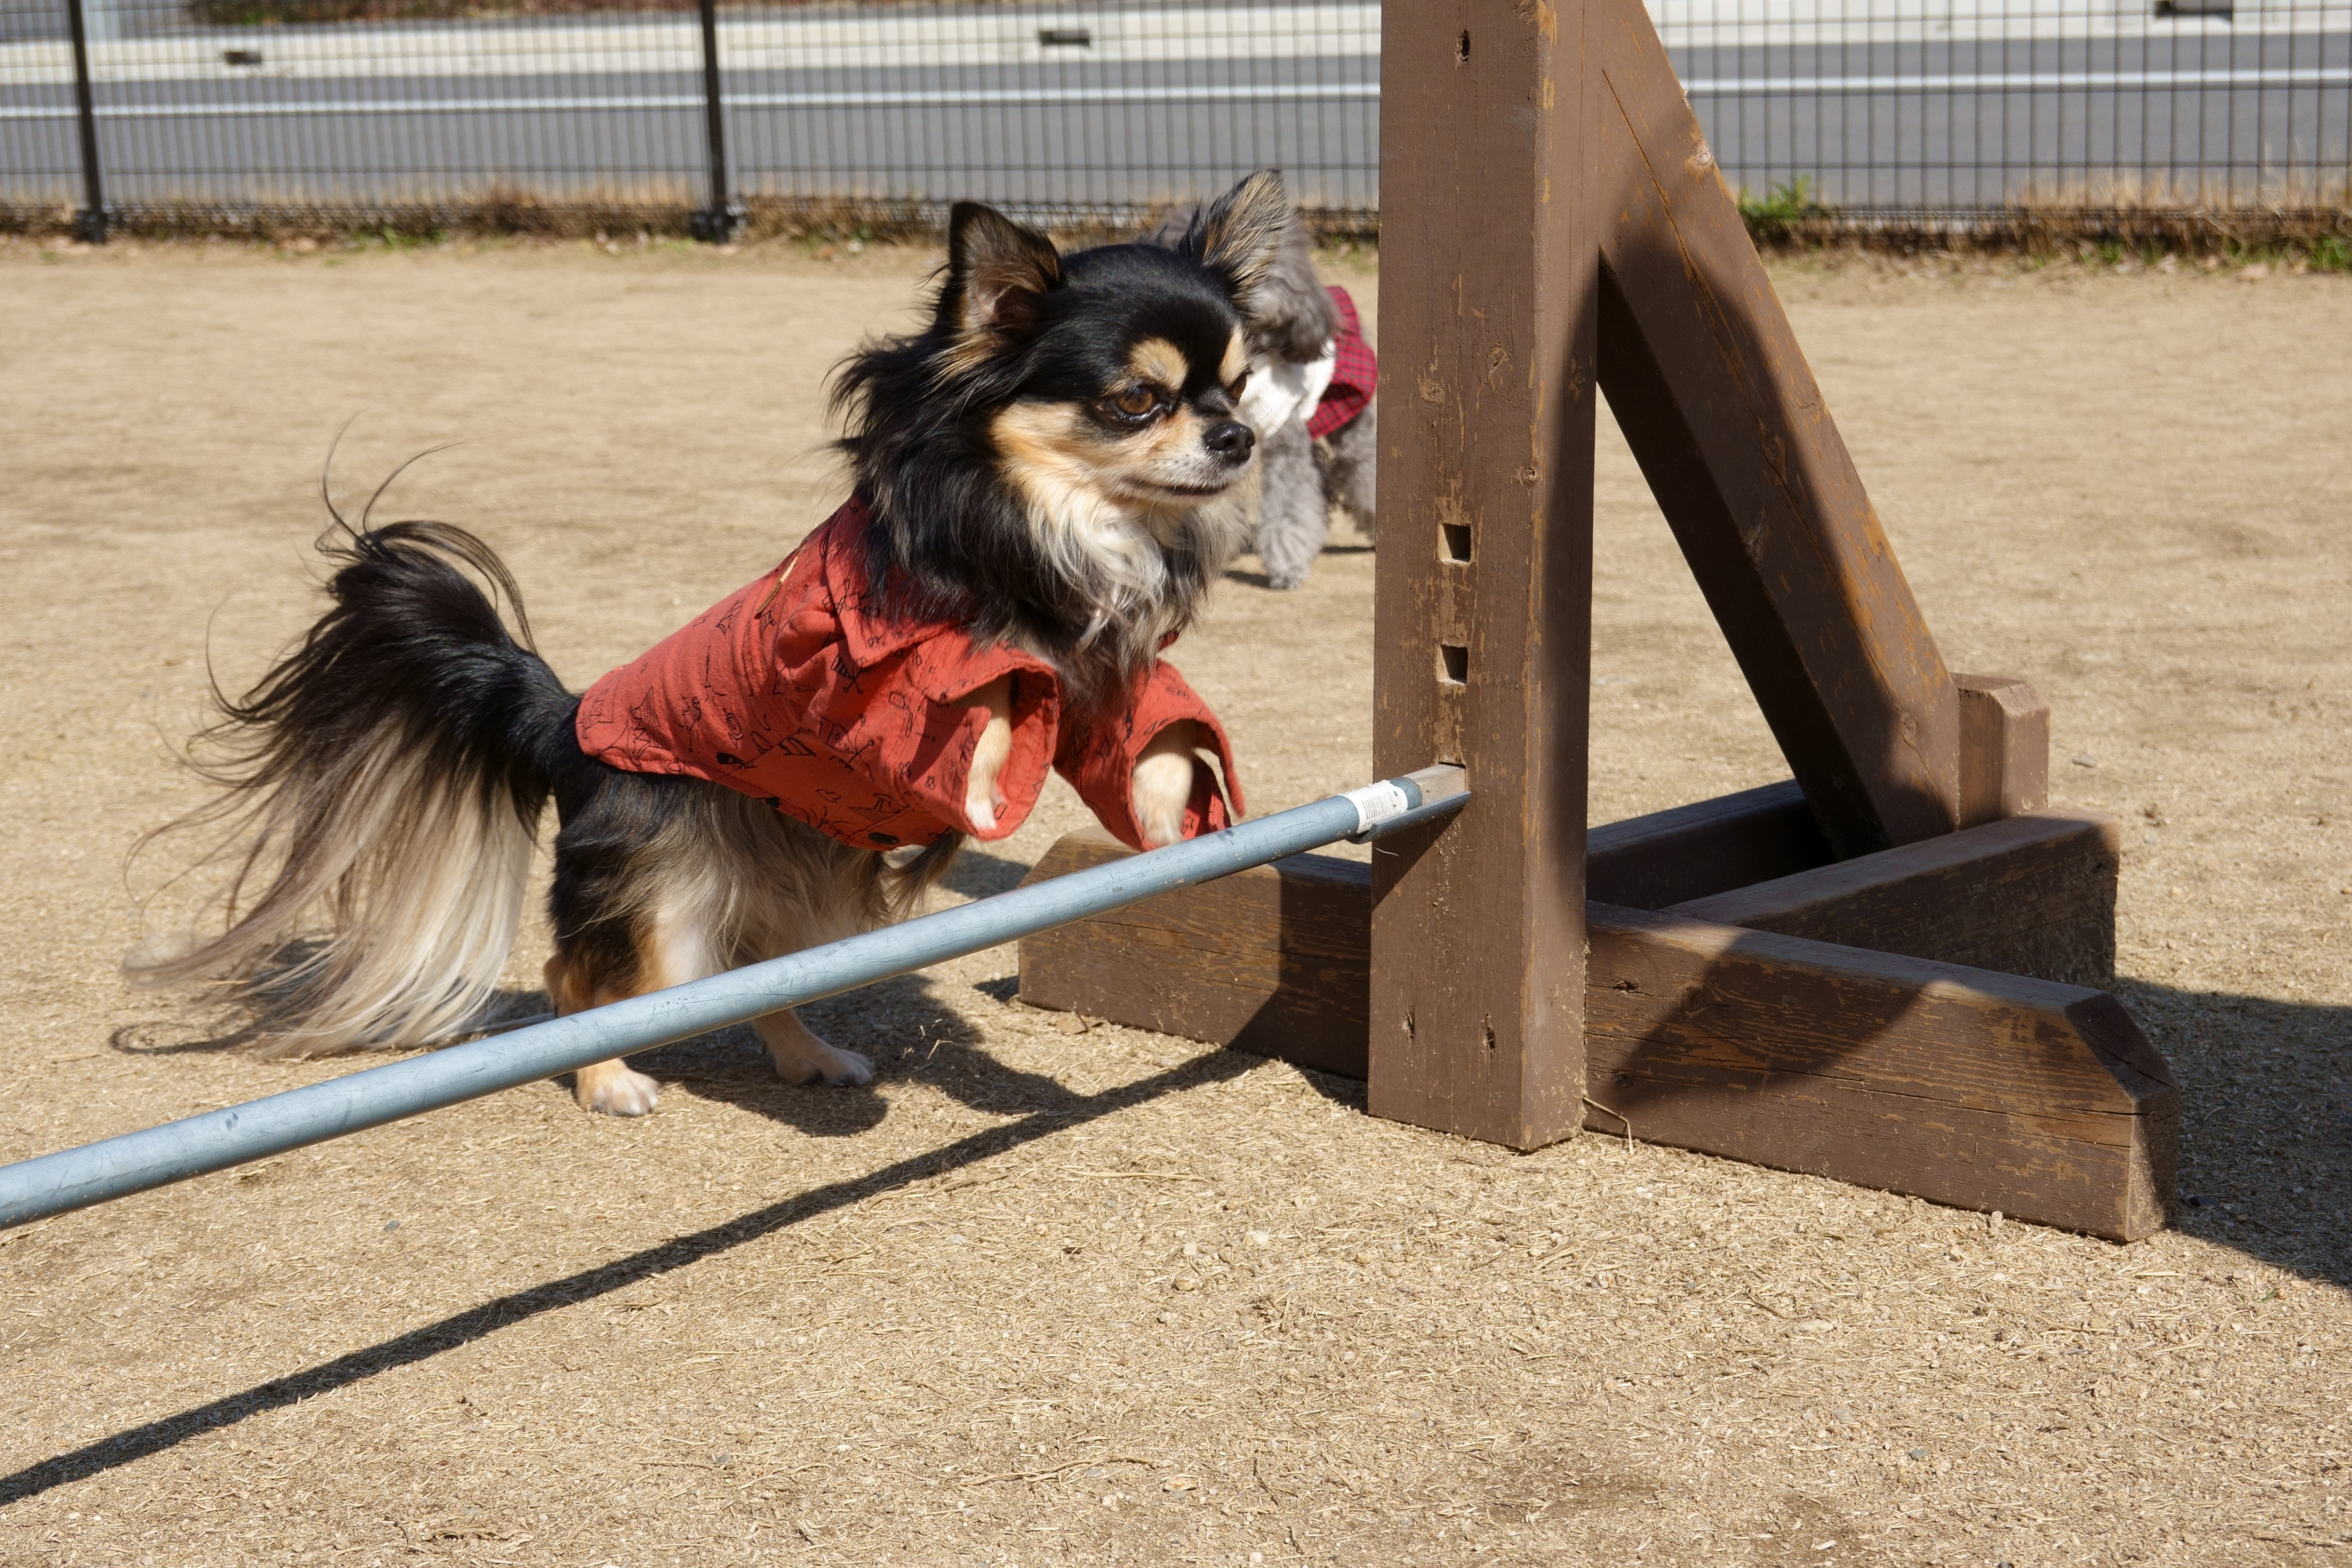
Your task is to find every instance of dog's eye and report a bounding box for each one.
[1109,386,1161,419]
[1227,373,1249,401]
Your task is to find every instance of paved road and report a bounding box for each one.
[1,2,2344,217]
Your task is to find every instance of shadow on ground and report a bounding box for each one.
[2120,977,2352,1291]
[1220,544,1374,593]
[938,846,1032,900]
[625,971,1095,1138]
[0,1039,1254,1506]
[1186,960,2352,1296]
[42,932,2345,1508]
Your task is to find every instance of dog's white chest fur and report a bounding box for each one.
[1238,343,1338,436]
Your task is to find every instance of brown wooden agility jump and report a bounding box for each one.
[1019,0,2177,1241]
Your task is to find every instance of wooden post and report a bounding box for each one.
[1368,0,1598,1148]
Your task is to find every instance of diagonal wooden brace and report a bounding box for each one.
[1590,0,1962,857]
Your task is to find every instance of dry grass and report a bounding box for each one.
[0,192,1383,249]
[9,167,2333,260]
[0,239,2346,1565]
[1760,206,2352,265]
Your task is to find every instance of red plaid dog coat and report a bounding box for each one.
[575,497,1243,853]
[1307,284,1377,441]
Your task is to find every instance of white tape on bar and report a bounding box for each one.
[1342,779,1417,836]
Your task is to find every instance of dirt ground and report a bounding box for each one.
[0,235,2346,1567]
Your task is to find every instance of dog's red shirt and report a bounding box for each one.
[1308,284,1377,441]
[575,497,1242,853]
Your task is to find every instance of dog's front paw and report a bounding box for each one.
[574,1059,661,1116]
[759,1010,876,1087]
[1131,722,1208,849]
[963,675,1015,834]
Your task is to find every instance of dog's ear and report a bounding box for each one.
[944,202,1063,344]
[1181,170,1289,299]
[1139,201,1201,250]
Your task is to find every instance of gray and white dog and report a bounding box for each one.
[1149,197,1377,590]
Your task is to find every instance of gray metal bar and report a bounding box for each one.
[0,83,1383,127]
[0,766,1466,1231]
[13,70,2345,129]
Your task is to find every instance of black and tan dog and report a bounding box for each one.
[131,173,1293,1116]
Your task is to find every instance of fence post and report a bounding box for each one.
[691,0,736,242]
[62,0,106,243]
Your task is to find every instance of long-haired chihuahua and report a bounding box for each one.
[129,171,1292,1116]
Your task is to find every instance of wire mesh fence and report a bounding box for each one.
[1,0,2345,241]
[1675,0,2352,224]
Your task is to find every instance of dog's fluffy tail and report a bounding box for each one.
[129,519,578,1056]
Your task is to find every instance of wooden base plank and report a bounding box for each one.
[1586,780,1832,909]
[1582,672,2044,911]
[1667,809,2117,987]
[1583,904,2174,1241]
[1015,798,2173,1239]
[1016,830,1370,1079]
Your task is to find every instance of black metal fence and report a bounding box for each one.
[1,0,2345,241]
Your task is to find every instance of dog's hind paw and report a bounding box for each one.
[575,1059,661,1116]
[813,1048,879,1086]
[797,1041,876,1087]
[759,1010,876,1087]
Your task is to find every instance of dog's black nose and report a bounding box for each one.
[1204,421,1255,462]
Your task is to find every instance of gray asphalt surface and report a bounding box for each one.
[3,25,2346,217]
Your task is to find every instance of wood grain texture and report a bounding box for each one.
[1016,806,2169,1238]
[1669,809,2117,986]
[1014,828,1370,1078]
[1587,779,1833,908]
[1369,0,1598,1148]
[1591,0,1960,856]
[1583,905,2175,1241]
[1957,673,2052,828]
